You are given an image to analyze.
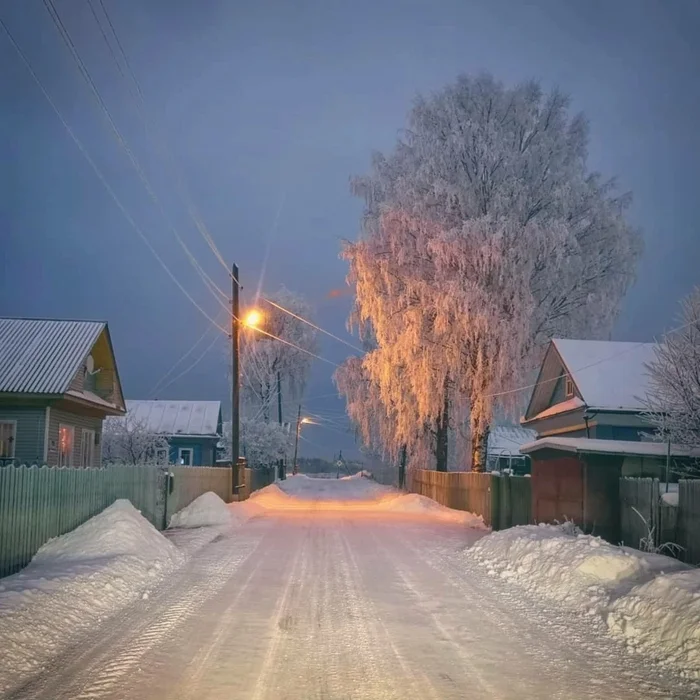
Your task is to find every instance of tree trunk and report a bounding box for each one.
[398,444,407,489]
[435,388,449,472]
[471,424,490,473]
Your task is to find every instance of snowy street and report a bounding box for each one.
[4,477,696,700]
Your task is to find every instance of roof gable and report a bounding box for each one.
[124,400,222,436]
[553,339,657,412]
[0,318,105,394]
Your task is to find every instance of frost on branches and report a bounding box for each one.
[240,286,318,423]
[643,287,700,473]
[222,419,292,468]
[340,73,641,471]
[102,416,169,466]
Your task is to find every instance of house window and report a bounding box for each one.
[0,421,17,459]
[565,376,574,398]
[80,429,96,467]
[58,425,74,467]
[178,448,193,466]
[156,448,169,465]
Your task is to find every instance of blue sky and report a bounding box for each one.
[2,0,699,460]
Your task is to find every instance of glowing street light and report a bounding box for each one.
[243,309,263,328]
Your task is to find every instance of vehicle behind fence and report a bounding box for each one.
[408,469,531,530]
[620,477,700,565]
[0,463,232,578]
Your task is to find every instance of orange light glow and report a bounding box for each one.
[243,309,263,328]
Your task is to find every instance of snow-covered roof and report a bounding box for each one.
[553,339,657,412]
[124,400,222,437]
[529,396,585,421]
[488,426,536,456]
[0,317,105,394]
[520,437,698,459]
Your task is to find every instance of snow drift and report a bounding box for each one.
[468,524,698,678]
[378,493,487,528]
[0,500,183,695]
[169,491,233,528]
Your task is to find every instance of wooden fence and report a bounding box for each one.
[408,470,531,529]
[620,477,700,565]
[238,467,276,501]
[0,464,232,578]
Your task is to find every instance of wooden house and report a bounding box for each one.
[0,318,126,467]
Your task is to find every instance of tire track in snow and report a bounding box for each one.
[8,532,263,700]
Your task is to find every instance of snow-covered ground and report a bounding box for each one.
[468,524,700,679]
[0,500,183,694]
[0,476,697,699]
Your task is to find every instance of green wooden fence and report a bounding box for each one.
[0,464,233,578]
[407,470,531,529]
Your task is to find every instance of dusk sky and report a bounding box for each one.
[2,0,699,460]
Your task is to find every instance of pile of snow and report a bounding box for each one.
[0,500,183,695]
[378,493,487,528]
[467,524,698,679]
[168,491,232,528]
[607,569,700,678]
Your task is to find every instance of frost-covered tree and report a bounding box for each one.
[221,419,292,468]
[241,287,318,422]
[343,73,641,470]
[643,288,700,469]
[102,416,169,466]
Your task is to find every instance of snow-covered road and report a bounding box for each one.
[7,477,695,700]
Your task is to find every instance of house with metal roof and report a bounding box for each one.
[0,317,126,467]
[521,338,658,441]
[115,400,223,466]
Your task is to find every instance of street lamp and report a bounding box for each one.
[292,410,313,475]
[243,309,263,329]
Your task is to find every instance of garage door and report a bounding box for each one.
[533,456,583,526]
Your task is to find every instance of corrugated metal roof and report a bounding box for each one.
[0,318,105,394]
[124,400,222,436]
[488,426,537,456]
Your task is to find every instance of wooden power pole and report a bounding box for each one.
[231,262,241,494]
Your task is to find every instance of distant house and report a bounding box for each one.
[122,400,222,466]
[521,339,658,441]
[0,318,126,467]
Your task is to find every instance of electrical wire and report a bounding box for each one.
[486,317,700,400]
[155,332,222,395]
[44,0,231,307]
[0,15,229,337]
[150,323,216,397]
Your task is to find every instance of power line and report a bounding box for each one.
[487,317,700,401]
[261,298,364,353]
[150,323,216,397]
[44,0,230,313]
[0,15,229,336]
[155,332,222,395]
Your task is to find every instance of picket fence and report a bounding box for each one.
[0,464,232,578]
[408,469,531,529]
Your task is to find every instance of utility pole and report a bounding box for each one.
[399,444,407,490]
[231,262,241,495]
[277,370,285,481]
[292,404,301,475]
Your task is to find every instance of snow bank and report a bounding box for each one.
[0,500,183,695]
[379,493,487,528]
[467,524,697,678]
[607,569,700,679]
[168,491,232,528]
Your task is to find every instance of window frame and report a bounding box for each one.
[0,420,17,459]
[58,424,75,467]
[565,376,575,398]
[177,447,194,466]
[80,428,96,468]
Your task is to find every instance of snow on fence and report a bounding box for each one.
[620,477,700,565]
[407,470,531,529]
[0,464,232,578]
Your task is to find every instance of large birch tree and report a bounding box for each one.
[340,73,641,471]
